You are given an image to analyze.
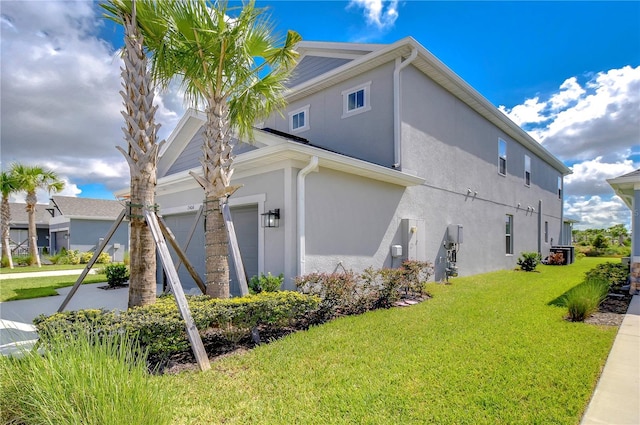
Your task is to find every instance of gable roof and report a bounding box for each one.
[607,168,640,209]
[287,37,570,176]
[50,196,125,219]
[8,202,51,227]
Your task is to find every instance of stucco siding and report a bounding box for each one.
[68,219,129,261]
[264,62,396,167]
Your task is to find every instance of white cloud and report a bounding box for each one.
[0,1,184,197]
[348,0,399,30]
[565,157,636,198]
[564,195,630,230]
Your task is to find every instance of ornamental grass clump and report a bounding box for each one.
[0,329,172,425]
[561,276,609,322]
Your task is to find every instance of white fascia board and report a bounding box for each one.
[296,41,385,59]
[288,36,570,176]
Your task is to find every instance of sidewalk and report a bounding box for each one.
[0,269,96,280]
[581,295,640,425]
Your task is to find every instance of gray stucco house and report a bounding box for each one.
[154,37,571,294]
[47,196,129,262]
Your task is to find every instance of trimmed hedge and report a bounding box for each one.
[35,291,320,360]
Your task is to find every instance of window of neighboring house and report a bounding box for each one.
[342,81,371,118]
[498,138,507,176]
[524,155,531,187]
[505,214,513,255]
[545,221,549,243]
[289,105,310,132]
[557,176,562,199]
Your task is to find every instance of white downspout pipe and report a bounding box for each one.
[297,156,319,276]
[393,47,418,169]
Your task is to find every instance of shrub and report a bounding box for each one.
[517,252,540,271]
[1,255,10,268]
[80,251,94,264]
[0,330,172,425]
[104,263,129,287]
[547,251,565,265]
[13,255,33,266]
[97,252,112,264]
[560,277,609,322]
[585,262,629,290]
[34,292,320,362]
[249,272,283,294]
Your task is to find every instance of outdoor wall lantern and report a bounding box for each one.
[261,209,280,228]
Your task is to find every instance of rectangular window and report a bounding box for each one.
[505,214,513,255]
[498,139,507,175]
[289,105,310,132]
[545,221,549,243]
[524,155,531,186]
[557,176,562,199]
[342,81,371,118]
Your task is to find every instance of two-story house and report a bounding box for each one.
[153,37,571,294]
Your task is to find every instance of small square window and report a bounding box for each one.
[289,105,310,133]
[342,81,371,118]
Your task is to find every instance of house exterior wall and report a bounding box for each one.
[67,219,129,262]
[264,62,396,168]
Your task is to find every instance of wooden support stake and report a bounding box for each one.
[144,210,210,372]
[157,214,207,294]
[58,209,127,312]
[221,201,249,296]
[3,237,14,269]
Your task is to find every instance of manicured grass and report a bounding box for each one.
[0,274,108,301]
[0,263,89,274]
[164,257,616,424]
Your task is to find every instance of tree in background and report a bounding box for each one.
[141,0,300,297]
[607,224,629,246]
[1,171,19,268]
[10,164,64,266]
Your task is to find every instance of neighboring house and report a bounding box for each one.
[607,169,640,294]
[47,196,129,262]
[153,37,571,294]
[5,202,50,255]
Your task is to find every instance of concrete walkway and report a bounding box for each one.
[0,269,96,280]
[581,295,640,425]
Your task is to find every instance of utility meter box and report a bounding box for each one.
[391,245,403,258]
[447,224,463,244]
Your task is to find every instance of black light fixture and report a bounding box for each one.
[261,209,280,228]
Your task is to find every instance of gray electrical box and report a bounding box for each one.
[447,224,463,244]
[391,245,403,258]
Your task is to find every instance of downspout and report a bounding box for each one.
[393,47,418,169]
[297,156,319,276]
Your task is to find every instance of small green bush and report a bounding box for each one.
[249,272,283,294]
[560,277,609,322]
[517,252,541,271]
[13,255,33,266]
[97,252,112,264]
[0,329,171,425]
[585,262,629,289]
[104,263,129,287]
[1,255,10,268]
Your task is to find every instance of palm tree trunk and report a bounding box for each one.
[204,197,229,298]
[1,195,13,268]
[25,192,39,266]
[119,10,161,308]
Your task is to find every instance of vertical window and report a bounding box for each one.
[524,155,531,186]
[505,214,513,255]
[289,105,310,132]
[557,176,562,199]
[498,139,507,175]
[545,221,549,243]
[342,81,371,118]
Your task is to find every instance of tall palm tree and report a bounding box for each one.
[1,171,18,268]
[102,0,166,307]
[10,164,64,266]
[144,0,300,298]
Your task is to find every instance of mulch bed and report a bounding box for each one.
[584,292,633,326]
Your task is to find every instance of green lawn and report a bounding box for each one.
[0,274,108,301]
[163,257,617,424]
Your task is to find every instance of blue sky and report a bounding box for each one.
[1,0,639,229]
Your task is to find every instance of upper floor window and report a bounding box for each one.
[557,176,562,199]
[342,81,371,118]
[498,138,507,176]
[289,105,310,133]
[524,155,531,187]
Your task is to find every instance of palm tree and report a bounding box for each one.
[142,0,300,297]
[102,0,166,307]
[10,164,64,266]
[1,171,18,268]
